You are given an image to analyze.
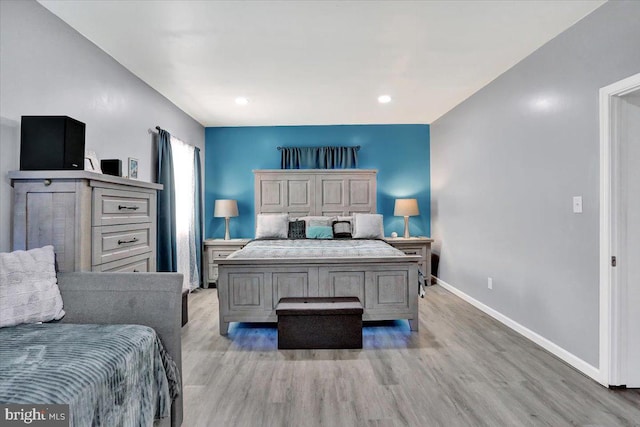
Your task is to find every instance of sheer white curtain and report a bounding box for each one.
[170,136,200,291]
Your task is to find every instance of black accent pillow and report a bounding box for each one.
[332,220,352,239]
[288,220,306,239]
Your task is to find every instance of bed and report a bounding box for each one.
[216,169,421,335]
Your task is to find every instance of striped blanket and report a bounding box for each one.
[0,323,179,426]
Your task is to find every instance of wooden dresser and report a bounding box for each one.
[9,170,162,272]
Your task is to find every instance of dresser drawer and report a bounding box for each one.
[207,250,232,283]
[400,249,421,256]
[394,245,425,258]
[203,239,249,287]
[209,249,236,262]
[93,253,152,272]
[92,223,154,266]
[398,248,425,270]
[92,188,156,226]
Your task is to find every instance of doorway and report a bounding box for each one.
[599,72,640,387]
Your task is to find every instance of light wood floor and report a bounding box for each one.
[181,286,640,427]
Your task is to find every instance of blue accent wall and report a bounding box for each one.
[205,124,430,239]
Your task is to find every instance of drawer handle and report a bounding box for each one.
[118,205,140,211]
[118,237,139,245]
[133,269,140,273]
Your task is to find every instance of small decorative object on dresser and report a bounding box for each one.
[385,236,434,285]
[203,239,249,287]
[214,199,239,240]
[101,159,122,177]
[128,157,138,179]
[85,150,102,173]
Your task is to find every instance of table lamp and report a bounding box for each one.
[214,199,239,240]
[394,198,419,238]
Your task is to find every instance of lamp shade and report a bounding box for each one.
[394,198,419,217]
[214,199,239,218]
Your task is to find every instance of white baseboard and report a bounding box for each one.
[435,278,603,384]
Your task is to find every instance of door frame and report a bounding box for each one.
[599,72,640,386]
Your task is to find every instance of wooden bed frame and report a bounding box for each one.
[216,169,420,335]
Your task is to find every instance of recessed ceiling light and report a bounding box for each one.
[235,97,249,106]
[378,95,392,104]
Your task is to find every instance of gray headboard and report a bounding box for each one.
[253,169,377,218]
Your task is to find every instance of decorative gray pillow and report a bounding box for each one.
[288,220,306,239]
[255,213,289,239]
[309,219,332,227]
[298,216,336,228]
[353,213,384,239]
[0,245,65,328]
[332,220,352,238]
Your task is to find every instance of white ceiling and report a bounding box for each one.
[38,0,605,127]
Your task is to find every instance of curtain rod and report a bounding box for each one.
[149,126,197,150]
[277,145,361,151]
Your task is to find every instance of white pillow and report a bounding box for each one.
[255,213,289,239]
[353,213,384,239]
[0,245,65,328]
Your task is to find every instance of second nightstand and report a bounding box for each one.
[385,237,434,284]
[203,239,250,288]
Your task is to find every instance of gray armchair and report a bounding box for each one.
[57,272,183,427]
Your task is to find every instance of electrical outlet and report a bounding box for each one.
[488,277,493,290]
[573,196,583,213]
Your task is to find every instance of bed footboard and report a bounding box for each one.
[216,257,420,335]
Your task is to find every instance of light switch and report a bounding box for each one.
[573,196,583,214]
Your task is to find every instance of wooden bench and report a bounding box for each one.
[275,297,363,349]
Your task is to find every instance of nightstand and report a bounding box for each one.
[385,237,434,284]
[203,239,250,287]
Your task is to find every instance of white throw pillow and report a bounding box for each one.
[353,213,384,239]
[0,245,65,328]
[255,213,289,239]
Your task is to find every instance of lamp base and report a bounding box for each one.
[403,216,410,238]
[224,217,231,240]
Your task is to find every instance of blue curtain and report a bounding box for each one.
[156,129,177,272]
[280,146,359,169]
[193,147,203,287]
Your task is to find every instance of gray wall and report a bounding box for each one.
[431,0,640,367]
[0,0,205,252]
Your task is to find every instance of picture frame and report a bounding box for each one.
[128,157,139,179]
[84,150,102,173]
